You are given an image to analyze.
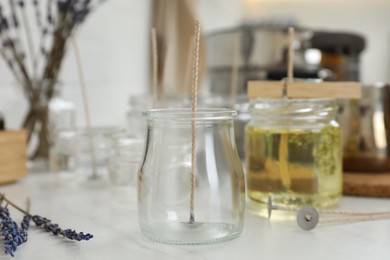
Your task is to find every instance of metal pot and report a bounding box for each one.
[206,24,365,95]
[339,83,390,172]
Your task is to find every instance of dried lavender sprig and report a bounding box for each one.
[17,1,24,8]
[9,0,19,28]
[33,0,42,29]
[0,5,32,91]
[0,6,9,31]
[32,215,93,241]
[19,198,31,244]
[19,215,31,243]
[35,0,57,80]
[17,0,36,81]
[0,194,94,242]
[0,6,10,35]
[0,48,23,85]
[0,206,24,257]
[47,0,55,25]
[0,0,105,157]
[8,0,28,78]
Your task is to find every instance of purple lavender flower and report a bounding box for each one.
[0,16,9,30]
[17,1,24,8]
[57,0,71,13]
[32,0,42,28]
[72,8,90,25]
[32,215,93,241]
[9,0,20,28]
[0,206,23,257]
[19,215,31,243]
[61,229,93,241]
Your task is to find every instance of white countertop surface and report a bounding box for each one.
[1,172,390,259]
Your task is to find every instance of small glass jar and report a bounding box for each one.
[138,108,245,245]
[48,85,76,172]
[48,85,76,141]
[51,127,121,181]
[246,98,342,209]
[108,133,144,204]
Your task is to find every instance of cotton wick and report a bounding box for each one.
[267,197,390,230]
[230,38,240,107]
[285,27,295,98]
[189,19,201,224]
[151,28,158,108]
[72,38,98,180]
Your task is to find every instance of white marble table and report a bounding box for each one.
[1,172,390,259]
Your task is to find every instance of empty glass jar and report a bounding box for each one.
[138,108,245,245]
[108,133,144,203]
[246,98,342,210]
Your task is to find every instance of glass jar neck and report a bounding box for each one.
[143,108,237,125]
[249,98,338,127]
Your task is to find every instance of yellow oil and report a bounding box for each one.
[246,125,342,210]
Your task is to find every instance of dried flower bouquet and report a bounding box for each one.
[0,0,105,160]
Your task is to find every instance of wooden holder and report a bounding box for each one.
[0,130,27,184]
[248,81,361,99]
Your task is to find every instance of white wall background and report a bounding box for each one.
[0,0,152,129]
[0,0,389,129]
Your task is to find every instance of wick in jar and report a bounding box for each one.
[151,28,158,108]
[72,38,98,180]
[189,20,201,224]
[278,27,295,190]
[279,134,291,189]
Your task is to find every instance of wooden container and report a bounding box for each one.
[0,130,27,184]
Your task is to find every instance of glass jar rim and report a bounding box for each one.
[143,108,237,121]
[249,98,338,111]
[250,98,336,104]
[249,98,338,123]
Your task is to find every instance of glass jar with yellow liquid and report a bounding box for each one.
[246,98,342,211]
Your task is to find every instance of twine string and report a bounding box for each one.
[189,20,201,224]
[151,28,158,108]
[287,27,295,85]
[320,213,390,224]
[230,38,239,107]
[272,204,390,225]
[72,38,98,179]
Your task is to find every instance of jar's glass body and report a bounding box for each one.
[108,133,144,203]
[246,99,342,209]
[48,86,76,172]
[138,109,245,245]
[197,94,250,159]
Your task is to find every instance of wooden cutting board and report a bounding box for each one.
[343,172,390,197]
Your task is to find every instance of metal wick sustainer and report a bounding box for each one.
[267,197,319,231]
